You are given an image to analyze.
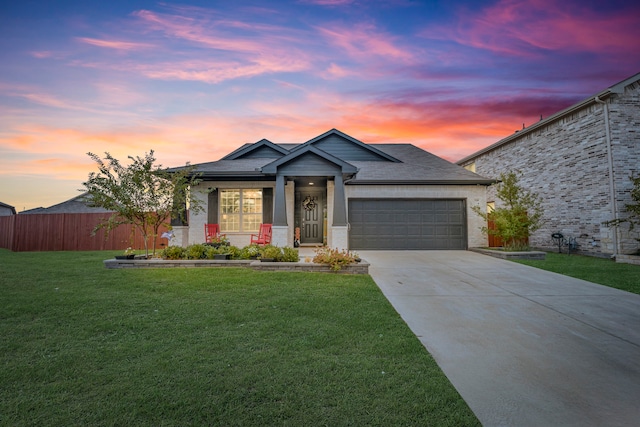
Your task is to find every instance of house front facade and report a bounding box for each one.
[171,129,493,251]
[457,72,640,257]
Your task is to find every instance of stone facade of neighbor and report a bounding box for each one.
[458,73,640,257]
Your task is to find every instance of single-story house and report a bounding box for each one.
[20,193,112,214]
[0,201,16,216]
[170,129,493,250]
[457,72,640,257]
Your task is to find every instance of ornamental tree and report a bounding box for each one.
[604,174,640,250]
[83,151,202,257]
[472,171,544,250]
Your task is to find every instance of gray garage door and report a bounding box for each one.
[348,199,467,250]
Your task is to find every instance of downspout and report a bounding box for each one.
[343,174,356,232]
[594,95,619,258]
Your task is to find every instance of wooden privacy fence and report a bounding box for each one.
[0,213,170,252]
[487,218,529,248]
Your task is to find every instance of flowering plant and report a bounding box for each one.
[313,247,358,271]
[209,235,229,245]
[124,247,136,255]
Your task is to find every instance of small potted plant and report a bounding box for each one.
[205,235,230,248]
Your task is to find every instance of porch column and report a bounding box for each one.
[273,174,287,226]
[332,174,347,226]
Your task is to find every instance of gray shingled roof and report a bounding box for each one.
[352,144,493,184]
[186,143,492,184]
[189,158,271,175]
[20,193,113,214]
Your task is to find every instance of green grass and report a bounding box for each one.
[0,250,478,426]
[512,252,640,294]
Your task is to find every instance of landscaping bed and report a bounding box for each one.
[104,257,369,274]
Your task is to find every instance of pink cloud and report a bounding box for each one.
[30,51,54,58]
[132,10,261,53]
[75,9,314,83]
[317,23,415,63]
[76,37,154,51]
[423,0,640,57]
[322,63,354,79]
[298,0,355,5]
[136,56,309,84]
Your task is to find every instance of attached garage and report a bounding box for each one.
[348,199,467,250]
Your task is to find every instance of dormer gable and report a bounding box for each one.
[221,139,290,160]
[261,145,358,175]
[291,129,401,162]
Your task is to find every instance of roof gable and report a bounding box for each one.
[261,145,358,175]
[221,139,289,160]
[292,129,400,162]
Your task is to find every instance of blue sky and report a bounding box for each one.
[1,0,639,211]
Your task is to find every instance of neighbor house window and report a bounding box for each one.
[220,189,262,232]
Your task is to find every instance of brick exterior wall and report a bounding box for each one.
[459,80,640,257]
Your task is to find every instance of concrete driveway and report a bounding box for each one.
[360,250,640,427]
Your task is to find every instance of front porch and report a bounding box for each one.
[175,173,351,250]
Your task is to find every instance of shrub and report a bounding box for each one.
[313,247,358,271]
[472,171,544,251]
[162,245,185,260]
[226,245,242,260]
[260,245,283,261]
[239,244,261,259]
[184,244,208,260]
[281,246,300,262]
[205,246,218,259]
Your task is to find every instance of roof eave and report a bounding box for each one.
[348,179,496,186]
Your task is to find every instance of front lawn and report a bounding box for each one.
[0,250,478,426]
[512,252,640,294]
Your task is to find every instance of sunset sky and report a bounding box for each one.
[1,0,639,211]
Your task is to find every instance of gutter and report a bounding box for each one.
[347,179,496,186]
[594,95,619,258]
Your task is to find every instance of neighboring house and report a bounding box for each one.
[458,72,640,257]
[0,201,16,216]
[170,129,493,250]
[20,193,113,214]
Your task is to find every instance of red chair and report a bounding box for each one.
[204,224,225,243]
[250,224,272,246]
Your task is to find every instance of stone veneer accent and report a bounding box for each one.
[459,80,640,257]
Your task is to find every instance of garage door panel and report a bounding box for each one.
[349,199,466,250]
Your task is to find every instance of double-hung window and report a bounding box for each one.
[220,189,262,232]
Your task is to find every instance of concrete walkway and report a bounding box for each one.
[361,250,640,427]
